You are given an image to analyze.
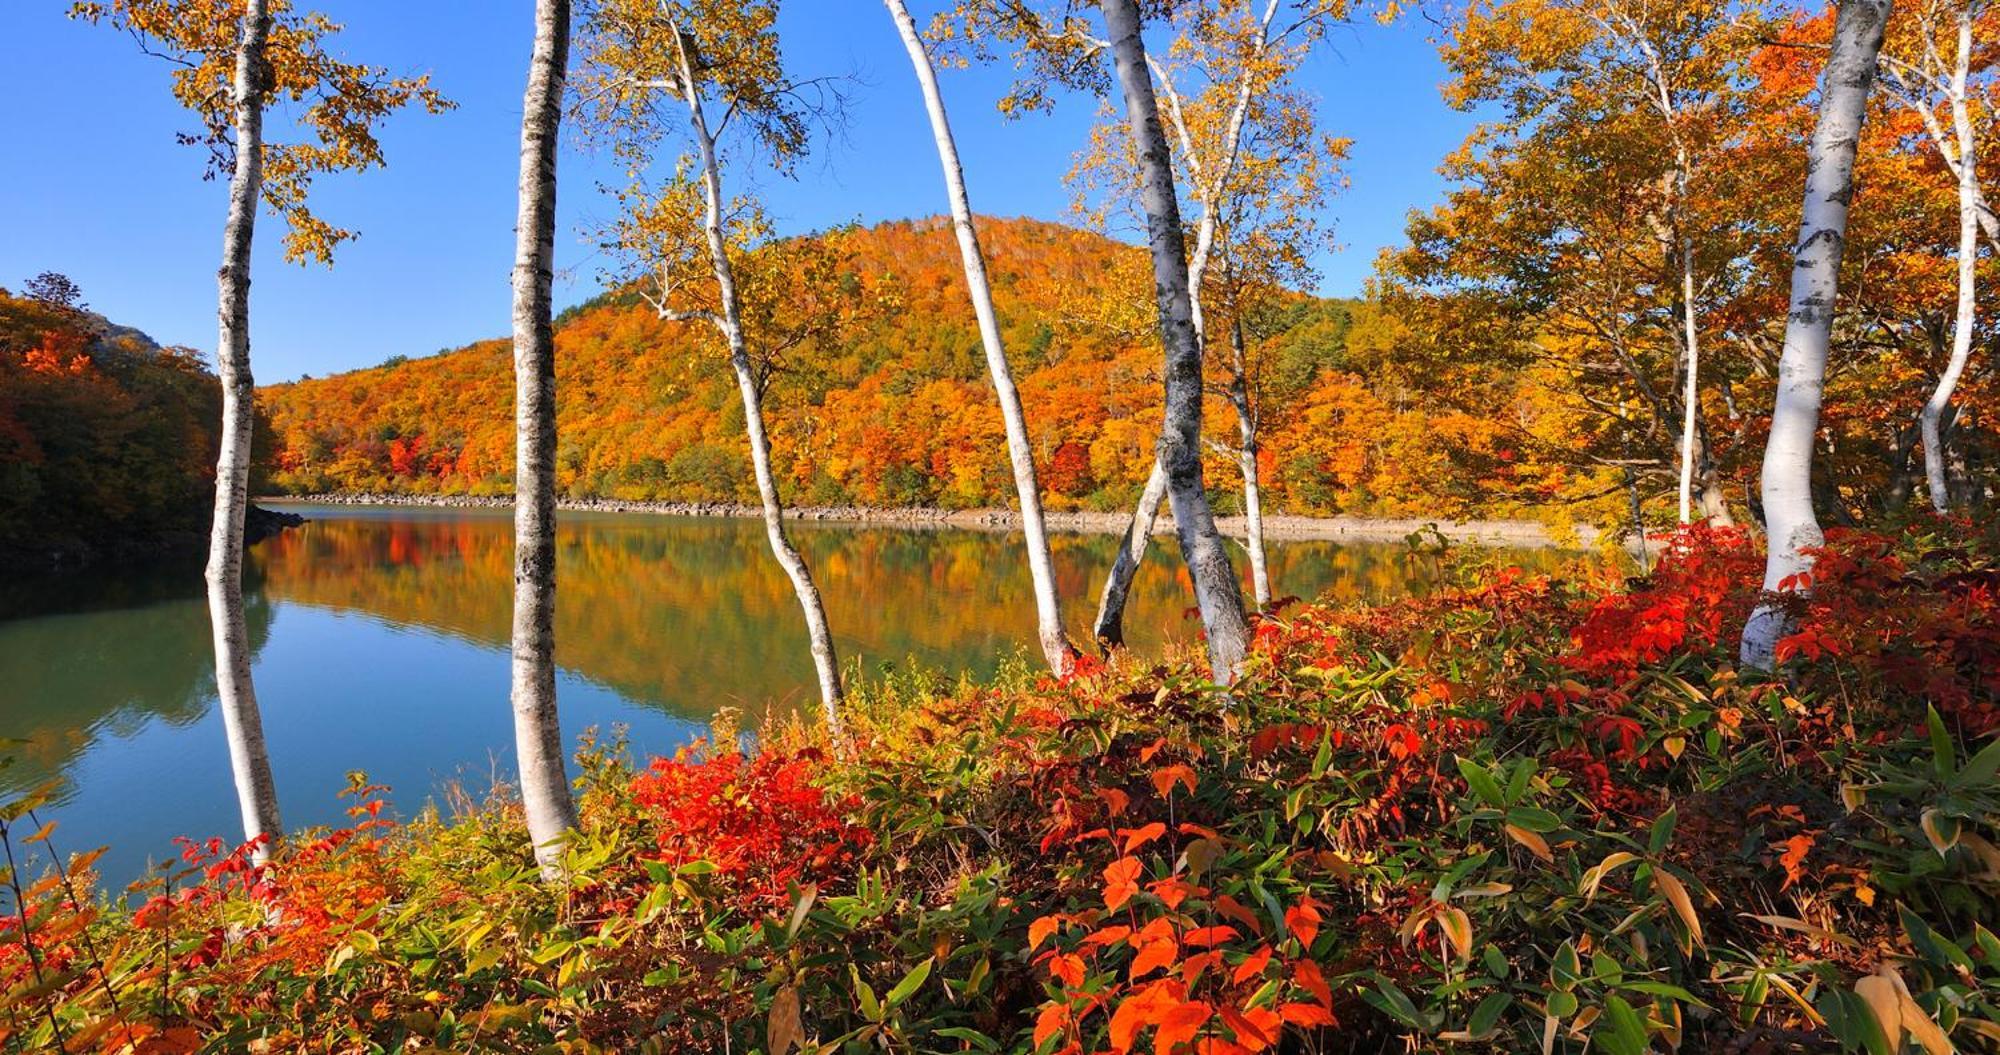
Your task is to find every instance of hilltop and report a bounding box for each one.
[257,216,1402,516]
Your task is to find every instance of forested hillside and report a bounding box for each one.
[0,277,232,564]
[258,216,1545,521]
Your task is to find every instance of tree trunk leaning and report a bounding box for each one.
[885,0,1081,675]
[673,29,847,731]
[1101,0,1253,682]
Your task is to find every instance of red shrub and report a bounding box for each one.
[630,745,870,909]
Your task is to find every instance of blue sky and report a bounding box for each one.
[0,2,1475,382]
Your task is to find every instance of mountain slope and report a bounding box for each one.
[258,216,1363,513]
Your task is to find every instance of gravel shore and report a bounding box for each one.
[269,492,1603,548]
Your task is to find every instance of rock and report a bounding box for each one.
[245,504,306,546]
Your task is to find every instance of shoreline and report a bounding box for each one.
[266,492,1604,549]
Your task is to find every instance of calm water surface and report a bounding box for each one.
[0,503,1564,883]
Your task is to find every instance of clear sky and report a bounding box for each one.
[0,2,1475,382]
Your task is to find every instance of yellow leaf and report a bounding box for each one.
[1438,906,1474,961]
[1854,975,1905,1052]
[1579,852,1641,901]
[1921,809,1961,857]
[1506,823,1553,863]
[768,984,803,1055]
[1652,870,1702,949]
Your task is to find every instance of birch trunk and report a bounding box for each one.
[1092,0,1276,645]
[1227,319,1271,608]
[1741,0,1892,669]
[673,32,845,730]
[1093,461,1168,648]
[1676,221,1701,525]
[885,0,1080,675]
[1922,6,1977,512]
[206,0,282,861]
[509,0,578,876]
[1102,0,1252,681]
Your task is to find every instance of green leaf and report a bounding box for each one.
[1551,940,1582,991]
[1506,807,1563,833]
[1648,806,1678,855]
[1818,988,1891,1055]
[1457,757,1505,807]
[1361,979,1426,1029]
[1596,995,1648,1055]
[1468,992,1512,1036]
[1953,736,2000,790]
[933,1027,999,1051]
[886,957,933,1007]
[1928,705,1955,781]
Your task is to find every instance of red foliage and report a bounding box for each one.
[630,744,871,908]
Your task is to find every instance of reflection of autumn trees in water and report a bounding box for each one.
[254,510,1564,720]
[0,562,274,796]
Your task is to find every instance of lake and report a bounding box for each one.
[0,502,1564,884]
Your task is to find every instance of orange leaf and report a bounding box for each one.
[1184,925,1240,948]
[1285,898,1323,949]
[1050,953,1086,989]
[1121,822,1168,852]
[1231,945,1273,985]
[1221,1005,1283,1052]
[1035,1001,1071,1051]
[1131,937,1179,980]
[1279,1002,1337,1027]
[1097,787,1132,817]
[1083,925,1133,948]
[1157,1000,1215,1051]
[1294,958,1332,1007]
[1030,914,1064,953]
[1151,764,1197,798]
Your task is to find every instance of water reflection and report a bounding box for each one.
[0,504,1565,881]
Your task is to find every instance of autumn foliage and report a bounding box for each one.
[0,285,234,564]
[3,521,1998,1051]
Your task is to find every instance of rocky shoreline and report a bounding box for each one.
[268,492,1603,548]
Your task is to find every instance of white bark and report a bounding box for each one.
[206,0,282,861]
[1103,0,1252,681]
[1093,460,1167,646]
[1742,0,1893,669]
[1093,0,1277,644]
[1226,321,1272,608]
[672,29,846,730]
[509,0,579,876]
[885,0,1080,675]
[1676,222,1701,525]
[1921,4,1978,511]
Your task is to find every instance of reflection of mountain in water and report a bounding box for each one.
[252,508,1550,722]
[0,560,274,798]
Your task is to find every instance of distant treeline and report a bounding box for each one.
[0,278,254,566]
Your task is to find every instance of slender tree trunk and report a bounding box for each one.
[1227,318,1271,607]
[1676,202,1701,525]
[1092,0,1274,646]
[1093,461,1168,648]
[1741,0,1892,669]
[1922,7,1977,512]
[508,0,578,876]
[674,32,845,729]
[207,0,282,861]
[1102,0,1252,681]
[885,0,1080,675]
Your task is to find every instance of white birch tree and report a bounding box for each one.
[1741,0,1895,669]
[1879,0,1992,510]
[510,0,580,877]
[883,0,1082,675]
[76,0,449,861]
[581,0,853,729]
